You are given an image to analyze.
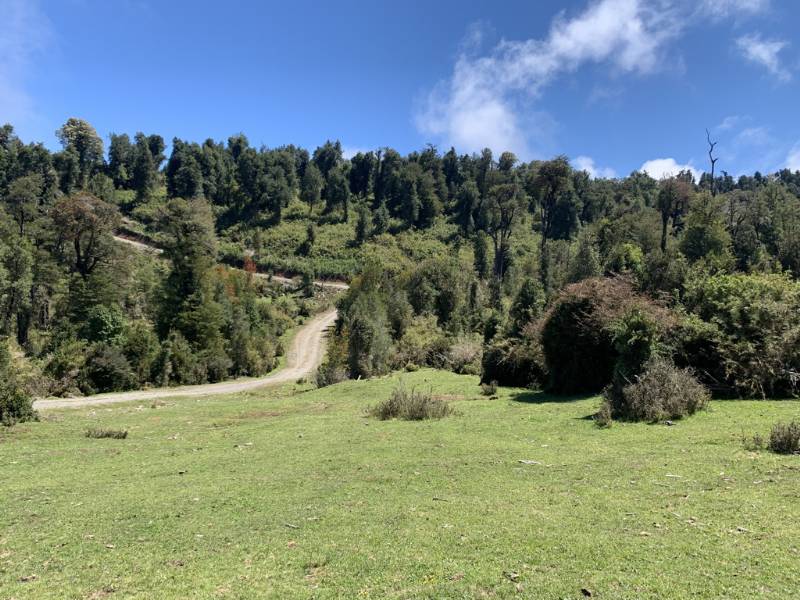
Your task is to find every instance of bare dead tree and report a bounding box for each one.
[706,128,719,196]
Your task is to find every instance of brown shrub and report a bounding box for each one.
[768,421,800,454]
[604,357,710,423]
[540,277,675,394]
[369,384,453,421]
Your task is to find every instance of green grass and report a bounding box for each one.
[2,370,800,598]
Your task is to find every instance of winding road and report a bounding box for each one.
[33,234,347,411]
[33,308,338,410]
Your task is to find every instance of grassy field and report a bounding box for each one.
[2,370,799,599]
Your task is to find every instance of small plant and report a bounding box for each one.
[369,384,453,421]
[480,380,498,396]
[741,430,766,451]
[768,421,800,454]
[86,428,128,439]
[594,402,613,428]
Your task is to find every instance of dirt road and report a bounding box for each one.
[113,235,349,290]
[33,308,338,410]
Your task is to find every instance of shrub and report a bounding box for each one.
[86,428,128,439]
[0,380,37,427]
[742,432,765,451]
[540,277,674,394]
[197,338,233,383]
[0,339,37,426]
[369,384,453,421]
[480,380,498,396]
[481,327,546,389]
[122,321,160,383]
[79,343,137,394]
[679,272,800,398]
[82,304,126,344]
[44,339,88,396]
[604,357,710,423]
[447,337,483,375]
[315,334,349,388]
[391,315,444,369]
[768,421,800,454]
[594,402,613,428]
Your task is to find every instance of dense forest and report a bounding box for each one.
[2,117,800,425]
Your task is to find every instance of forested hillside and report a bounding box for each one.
[3,117,800,423]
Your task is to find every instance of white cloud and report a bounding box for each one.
[416,0,683,157]
[0,0,52,126]
[715,115,746,132]
[342,146,370,160]
[640,158,700,181]
[736,33,790,81]
[698,0,769,19]
[573,155,616,178]
[786,144,800,172]
[735,126,771,146]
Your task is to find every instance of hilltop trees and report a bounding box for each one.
[6,116,800,403]
[56,118,104,189]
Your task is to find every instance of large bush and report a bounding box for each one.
[481,328,546,388]
[79,343,137,394]
[677,273,800,397]
[540,277,674,394]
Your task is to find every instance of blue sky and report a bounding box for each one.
[2,0,800,179]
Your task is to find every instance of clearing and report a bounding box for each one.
[2,370,800,598]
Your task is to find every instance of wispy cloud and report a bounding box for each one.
[415,0,683,157]
[416,0,774,158]
[0,0,52,126]
[697,0,770,19]
[715,115,747,132]
[573,155,616,179]
[736,33,791,81]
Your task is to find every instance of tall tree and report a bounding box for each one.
[657,177,692,253]
[312,140,343,180]
[325,167,351,220]
[51,192,120,280]
[455,181,480,235]
[301,163,324,214]
[528,156,574,252]
[5,174,42,235]
[349,151,375,198]
[56,118,104,188]
[481,183,525,281]
[157,198,222,346]
[107,133,133,188]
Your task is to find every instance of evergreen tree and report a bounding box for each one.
[373,199,390,235]
[301,163,324,214]
[569,233,602,282]
[509,277,544,335]
[473,232,490,280]
[355,204,371,244]
[56,118,104,189]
